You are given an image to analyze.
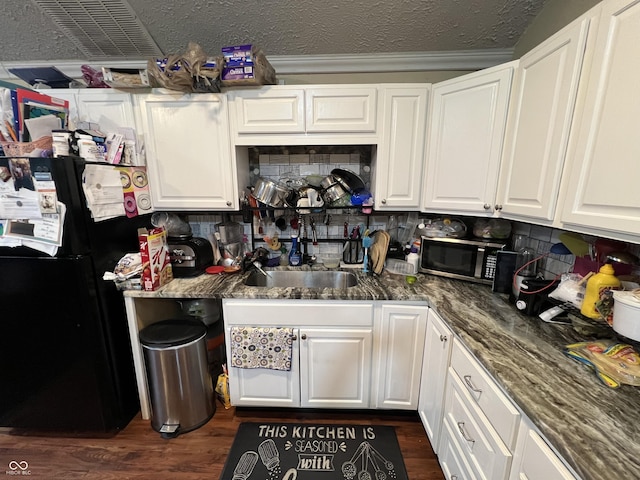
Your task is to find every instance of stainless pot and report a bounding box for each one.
[251,177,289,207]
[323,182,348,203]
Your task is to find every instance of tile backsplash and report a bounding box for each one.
[184,145,639,275]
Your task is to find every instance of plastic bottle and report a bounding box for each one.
[279,245,289,266]
[580,263,621,319]
[289,234,302,266]
[406,247,420,274]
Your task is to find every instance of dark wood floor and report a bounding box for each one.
[0,404,444,480]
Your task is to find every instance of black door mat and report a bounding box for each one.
[220,422,408,480]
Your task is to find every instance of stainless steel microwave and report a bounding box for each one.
[419,236,508,284]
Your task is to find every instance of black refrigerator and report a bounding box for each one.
[0,155,150,434]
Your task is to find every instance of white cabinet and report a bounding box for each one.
[373,303,427,410]
[374,85,429,210]
[442,339,520,480]
[560,0,640,238]
[47,88,138,133]
[300,328,372,408]
[418,309,453,454]
[510,418,578,480]
[138,93,246,210]
[223,300,373,408]
[229,87,305,134]
[229,85,378,145]
[496,12,594,223]
[422,63,515,215]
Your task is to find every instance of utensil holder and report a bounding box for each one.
[343,240,364,264]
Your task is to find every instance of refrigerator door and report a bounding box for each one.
[0,255,139,432]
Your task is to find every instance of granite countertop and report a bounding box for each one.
[124,267,640,480]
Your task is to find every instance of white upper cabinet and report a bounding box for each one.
[229,87,305,134]
[305,86,377,133]
[560,0,640,238]
[422,63,515,215]
[496,12,594,223]
[47,88,138,135]
[228,85,378,145]
[139,93,242,210]
[374,85,430,210]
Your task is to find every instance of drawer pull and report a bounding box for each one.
[439,334,448,342]
[463,375,482,395]
[451,476,458,480]
[292,335,298,341]
[301,334,307,340]
[457,422,475,445]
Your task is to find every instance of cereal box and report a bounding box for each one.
[138,226,173,291]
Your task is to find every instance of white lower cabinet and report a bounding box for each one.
[418,309,453,454]
[373,303,428,409]
[509,419,578,480]
[223,299,373,408]
[443,366,514,480]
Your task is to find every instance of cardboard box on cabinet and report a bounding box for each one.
[138,226,173,291]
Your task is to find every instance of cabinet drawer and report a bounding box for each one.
[444,369,513,480]
[514,425,577,480]
[223,300,373,327]
[439,418,478,480]
[450,339,520,448]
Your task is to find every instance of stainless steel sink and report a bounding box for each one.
[243,270,358,288]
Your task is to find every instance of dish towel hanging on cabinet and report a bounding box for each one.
[230,326,293,371]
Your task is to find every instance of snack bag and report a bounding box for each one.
[215,364,231,409]
[564,341,640,388]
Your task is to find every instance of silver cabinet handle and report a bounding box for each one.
[463,375,482,394]
[439,334,448,342]
[292,335,297,341]
[226,201,232,207]
[451,476,458,480]
[483,203,491,210]
[301,334,307,340]
[495,204,503,211]
[381,199,387,204]
[457,422,475,445]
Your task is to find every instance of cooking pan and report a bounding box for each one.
[331,168,365,194]
[251,177,290,208]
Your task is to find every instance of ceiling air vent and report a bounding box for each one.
[31,0,163,58]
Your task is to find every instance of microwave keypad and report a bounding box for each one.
[485,254,497,279]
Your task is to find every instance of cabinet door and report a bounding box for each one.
[139,93,238,210]
[418,309,453,454]
[497,14,592,222]
[230,87,305,134]
[375,304,427,409]
[422,63,514,215]
[509,419,578,480]
[374,85,429,210]
[305,86,377,133]
[76,89,137,133]
[561,0,640,237]
[300,328,372,409]
[226,326,301,408]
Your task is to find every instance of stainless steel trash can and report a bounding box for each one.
[140,318,215,438]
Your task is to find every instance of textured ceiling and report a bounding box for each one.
[0,0,546,63]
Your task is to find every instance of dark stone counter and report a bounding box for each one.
[124,268,640,480]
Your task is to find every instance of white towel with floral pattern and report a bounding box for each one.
[230,326,293,371]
